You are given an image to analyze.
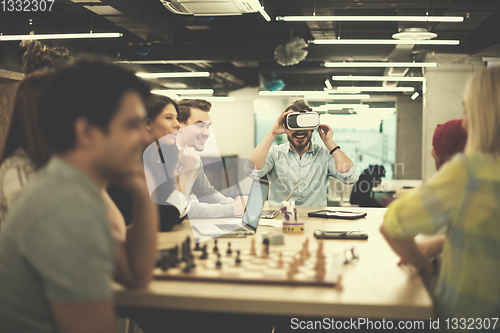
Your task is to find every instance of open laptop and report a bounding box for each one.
[191,178,269,236]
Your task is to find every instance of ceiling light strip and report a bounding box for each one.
[311,39,459,45]
[258,91,370,99]
[316,104,370,111]
[337,86,415,92]
[136,72,210,78]
[0,33,122,41]
[151,89,214,95]
[324,62,437,68]
[332,76,425,82]
[259,7,271,21]
[276,16,463,22]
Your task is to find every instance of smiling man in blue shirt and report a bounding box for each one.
[245,99,358,206]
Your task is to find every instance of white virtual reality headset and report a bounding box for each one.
[284,100,320,131]
[285,112,320,131]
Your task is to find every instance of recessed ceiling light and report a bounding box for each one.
[392,27,438,40]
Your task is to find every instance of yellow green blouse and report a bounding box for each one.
[383,152,500,322]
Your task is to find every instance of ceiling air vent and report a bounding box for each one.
[160,0,261,16]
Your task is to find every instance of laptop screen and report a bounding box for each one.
[242,179,269,230]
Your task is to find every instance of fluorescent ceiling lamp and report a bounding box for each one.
[258,7,271,21]
[411,92,420,100]
[276,15,463,22]
[258,91,370,99]
[117,60,209,64]
[361,108,396,112]
[137,72,210,78]
[0,32,122,41]
[316,104,369,111]
[181,96,236,102]
[151,89,214,95]
[311,39,459,45]
[324,62,437,68]
[259,91,317,96]
[324,79,333,90]
[337,86,415,92]
[332,76,425,82]
[307,94,371,100]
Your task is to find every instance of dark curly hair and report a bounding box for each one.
[20,40,70,74]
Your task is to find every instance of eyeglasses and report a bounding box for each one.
[343,246,359,264]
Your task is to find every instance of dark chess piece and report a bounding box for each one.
[263,238,270,255]
[200,244,208,260]
[194,240,201,251]
[213,239,219,253]
[170,246,180,267]
[235,250,241,265]
[227,242,232,255]
[216,253,222,269]
[183,256,194,273]
[158,253,170,271]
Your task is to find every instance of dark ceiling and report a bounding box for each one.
[1,0,500,95]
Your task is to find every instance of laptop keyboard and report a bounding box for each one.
[260,209,279,219]
[215,224,241,232]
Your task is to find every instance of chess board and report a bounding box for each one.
[154,246,343,287]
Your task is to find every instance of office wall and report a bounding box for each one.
[422,53,485,181]
[207,87,257,159]
[396,95,422,180]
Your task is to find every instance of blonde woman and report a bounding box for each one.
[381,65,500,322]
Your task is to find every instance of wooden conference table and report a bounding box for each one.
[114,206,433,320]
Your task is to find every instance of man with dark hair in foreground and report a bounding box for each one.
[0,59,158,332]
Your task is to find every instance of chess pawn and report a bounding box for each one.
[213,239,219,253]
[235,250,242,265]
[250,238,256,256]
[303,239,310,257]
[277,252,284,268]
[261,243,268,259]
[315,266,326,281]
[216,254,222,269]
[227,242,233,256]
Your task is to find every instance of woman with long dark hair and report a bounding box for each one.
[0,71,52,228]
[109,94,199,231]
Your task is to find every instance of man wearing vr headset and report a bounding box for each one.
[245,99,358,206]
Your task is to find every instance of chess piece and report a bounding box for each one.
[235,250,241,265]
[261,239,269,259]
[302,239,310,258]
[250,238,256,256]
[159,254,170,271]
[194,240,201,251]
[183,256,195,273]
[213,239,219,253]
[260,242,269,259]
[200,244,208,260]
[227,242,232,256]
[216,254,222,269]
[277,252,284,268]
[170,246,180,267]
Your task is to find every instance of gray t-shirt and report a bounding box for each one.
[0,157,115,333]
